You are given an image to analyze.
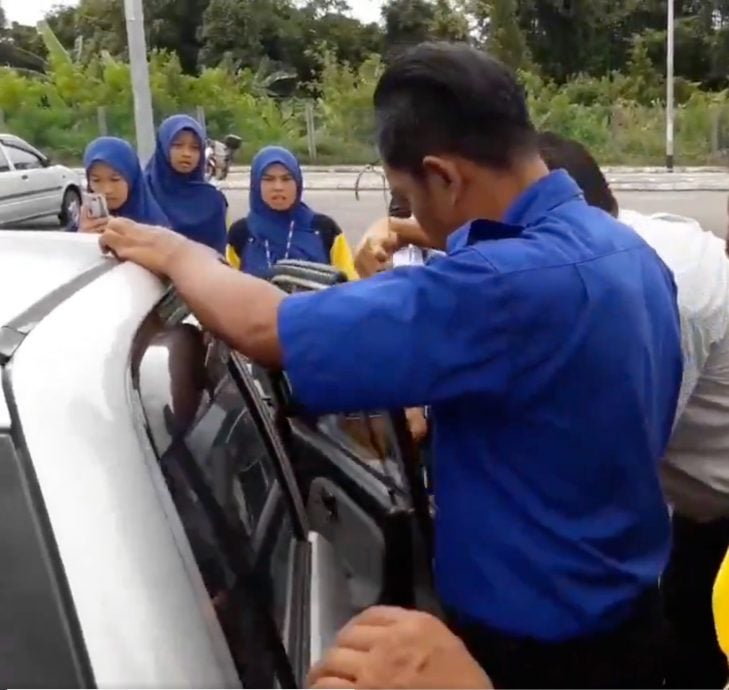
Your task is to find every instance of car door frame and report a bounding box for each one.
[131,291,331,686]
[229,353,424,676]
[134,290,428,684]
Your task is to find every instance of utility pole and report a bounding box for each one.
[666,0,675,171]
[124,0,156,163]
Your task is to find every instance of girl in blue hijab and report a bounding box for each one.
[74,137,169,231]
[145,114,228,253]
[228,146,357,280]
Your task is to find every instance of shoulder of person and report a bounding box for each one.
[213,185,228,206]
[313,213,343,249]
[228,217,249,249]
[622,208,729,339]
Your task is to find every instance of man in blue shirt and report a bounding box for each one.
[99,42,681,688]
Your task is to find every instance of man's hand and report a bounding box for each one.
[355,217,401,278]
[405,407,428,445]
[99,218,195,277]
[307,607,492,689]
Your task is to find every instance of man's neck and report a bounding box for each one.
[459,156,550,225]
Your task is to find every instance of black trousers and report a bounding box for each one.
[662,513,729,689]
[446,588,666,689]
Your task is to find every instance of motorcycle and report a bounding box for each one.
[204,134,242,183]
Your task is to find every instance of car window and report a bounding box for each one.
[5,144,43,171]
[134,318,299,686]
[318,413,407,490]
[0,147,10,173]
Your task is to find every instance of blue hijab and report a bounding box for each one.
[145,115,227,253]
[83,137,169,226]
[245,146,324,278]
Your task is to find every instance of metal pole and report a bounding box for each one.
[195,105,206,131]
[123,0,155,163]
[666,0,674,171]
[97,106,108,136]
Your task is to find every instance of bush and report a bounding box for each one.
[0,49,726,165]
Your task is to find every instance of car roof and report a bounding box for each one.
[0,231,112,329]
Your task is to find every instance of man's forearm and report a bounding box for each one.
[167,242,286,367]
[388,217,439,250]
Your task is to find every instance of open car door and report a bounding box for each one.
[262,261,438,663]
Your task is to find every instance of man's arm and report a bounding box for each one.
[100,218,511,415]
[354,217,435,278]
[167,242,286,368]
[388,216,433,248]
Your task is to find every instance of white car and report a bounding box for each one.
[0,231,432,688]
[0,134,82,228]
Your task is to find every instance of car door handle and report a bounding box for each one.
[21,174,28,180]
[320,489,339,522]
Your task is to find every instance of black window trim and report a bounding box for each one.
[228,353,309,537]
[130,291,315,687]
[4,141,44,170]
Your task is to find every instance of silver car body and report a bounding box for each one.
[1,232,239,687]
[0,231,377,688]
[0,134,82,226]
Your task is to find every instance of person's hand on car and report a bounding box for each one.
[77,206,108,234]
[307,606,492,689]
[354,217,401,278]
[99,218,196,277]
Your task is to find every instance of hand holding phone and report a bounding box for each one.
[83,193,109,219]
[78,193,109,233]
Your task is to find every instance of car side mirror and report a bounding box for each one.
[270,260,347,293]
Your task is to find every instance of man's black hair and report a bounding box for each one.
[537,131,619,216]
[374,42,536,176]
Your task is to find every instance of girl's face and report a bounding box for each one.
[87,162,129,211]
[260,163,298,211]
[169,129,202,174]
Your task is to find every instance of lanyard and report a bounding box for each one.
[264,221,295,269]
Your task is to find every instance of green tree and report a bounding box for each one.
[382,0,437,56]
[430,0,471,42]
[75,0,127,58]
[483,0,530,69]
[74,0,211,72]
[146,0,210,74]
[199,0,382,85]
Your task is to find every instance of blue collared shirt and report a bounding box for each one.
[277,170,682,641]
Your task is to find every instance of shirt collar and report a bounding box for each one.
[451,170,584,251]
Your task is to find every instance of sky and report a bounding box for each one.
[3,0,384,26]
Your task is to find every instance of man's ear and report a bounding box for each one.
[422,156,463,206]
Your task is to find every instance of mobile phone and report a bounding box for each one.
[83,193,109,219]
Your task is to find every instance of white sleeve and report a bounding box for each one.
[667,225,729,419]
[622,210,729,421]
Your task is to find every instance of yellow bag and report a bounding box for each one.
[713,548,729,673]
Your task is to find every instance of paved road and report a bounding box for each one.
[225,189,729,246]
[17,189,728,244]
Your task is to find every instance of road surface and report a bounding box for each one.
[225,190,728,245]
[15,189,728,244]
